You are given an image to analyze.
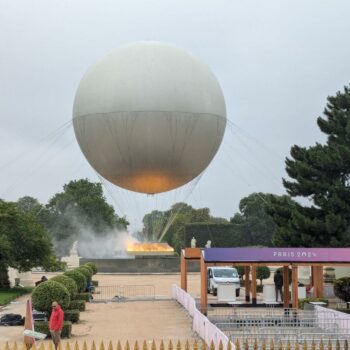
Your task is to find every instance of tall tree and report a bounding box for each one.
[46,179,129,255]
[230,193,277,247]
[0,199,56,286]
[142,202,228,251]
[269,86,350,247]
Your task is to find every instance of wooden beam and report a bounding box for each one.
[200,254,208,314]
[251,265,257,305]
[184,248,202,259]
[292,265,298,309]
[244,266,250,302]
[283,266,290,308]
[180,249,187,291]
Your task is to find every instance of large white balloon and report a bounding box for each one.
[73,42,226,194]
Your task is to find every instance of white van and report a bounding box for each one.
[207,266,240,297]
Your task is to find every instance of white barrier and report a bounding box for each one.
[314,305,350,332]
[171,284,234,350]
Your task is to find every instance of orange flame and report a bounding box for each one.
[127,243,174,253]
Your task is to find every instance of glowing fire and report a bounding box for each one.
[127,242,174,255]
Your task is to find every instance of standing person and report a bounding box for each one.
[49,301,64,350]
[274,270,284,302]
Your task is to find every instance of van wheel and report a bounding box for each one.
[213,288,217,296]
[236,288,240,297]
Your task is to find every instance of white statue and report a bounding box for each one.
[205,240,211,248]
[191,237,197,248]
[69,241,79,256]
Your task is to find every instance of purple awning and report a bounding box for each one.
[204,247,350,263]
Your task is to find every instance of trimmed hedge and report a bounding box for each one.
[64,270,86,293]
[299,297,328,309]
[32,281,70,313]
[51,275,78,297]
[68,300,86,311]
[35,321,72,338]
[81,264,94,275]
[92,280,99,287]
[76,267,92,282]
[84,262,97,275]
[334,277,350,303]
[184,223,252,248]
[73,292,90,302]
[64,309,80,323]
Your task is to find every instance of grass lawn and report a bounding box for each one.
[0,287,32,306]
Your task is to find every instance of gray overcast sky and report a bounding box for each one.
[1,0,350,232]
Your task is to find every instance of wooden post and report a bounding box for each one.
[251,265,257,305]
[316,265,324,298]
[292,265,299,309]
[283,265,290,308]
[244,266,250,302]
[311,265,319,298]
[180,249,187,291]
[200,254,208,314]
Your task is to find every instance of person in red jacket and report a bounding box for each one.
[49,301,64,350]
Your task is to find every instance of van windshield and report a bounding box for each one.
[213,269,238,278]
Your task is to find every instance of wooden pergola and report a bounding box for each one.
[180,247,350,313]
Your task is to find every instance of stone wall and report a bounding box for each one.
[80,256,200,273]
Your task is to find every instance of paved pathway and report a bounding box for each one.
[0,295,197,346]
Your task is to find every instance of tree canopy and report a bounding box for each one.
[0,199,54,275]
[142,202,227,251]
[45,179,129,256]
[230,193,277,247]
[268,86,350,247]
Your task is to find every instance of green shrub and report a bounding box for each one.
[336,308,350,314]
[68,300,86,311]
[334,277,350,303]
[64,309,80,323]
[81,264,94,275]
[84,262,97,275]
[73,292,90,302]
[32,281,70,313]
[76,267,92,282]
[34,321,72,338]
[92,280,98,287]
[64,270,86,293]
[256,285,263,293]
[299,297,328,309]
[257,267,270,285]
[50,275,78,298]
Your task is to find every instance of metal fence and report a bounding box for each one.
[208,307,350,347]
[92,284,156,302]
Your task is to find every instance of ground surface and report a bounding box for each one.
[0,273,201,346]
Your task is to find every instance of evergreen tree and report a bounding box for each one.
[269,86,350,247]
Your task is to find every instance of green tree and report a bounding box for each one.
[45,179,129,255]
[230,193,277,247]
[142,202,228,251]
[0,199,55,287]
[256,266,271,285]
[269,86,350,247]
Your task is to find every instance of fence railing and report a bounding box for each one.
[1,339,349,350]
[171,284,232,350]
[92,285,155,301]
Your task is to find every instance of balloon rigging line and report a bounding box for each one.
[225,125,283,187]
[0,120,72,172]
[157,173,203,242]
[226,119,284,160]
[0,122,73,197]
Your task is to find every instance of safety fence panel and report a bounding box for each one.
[171,284,233,350]
[92,285,155,301]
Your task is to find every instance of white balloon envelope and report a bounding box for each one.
[73,42,226,194]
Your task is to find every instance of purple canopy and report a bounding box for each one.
[204,247,350,263]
